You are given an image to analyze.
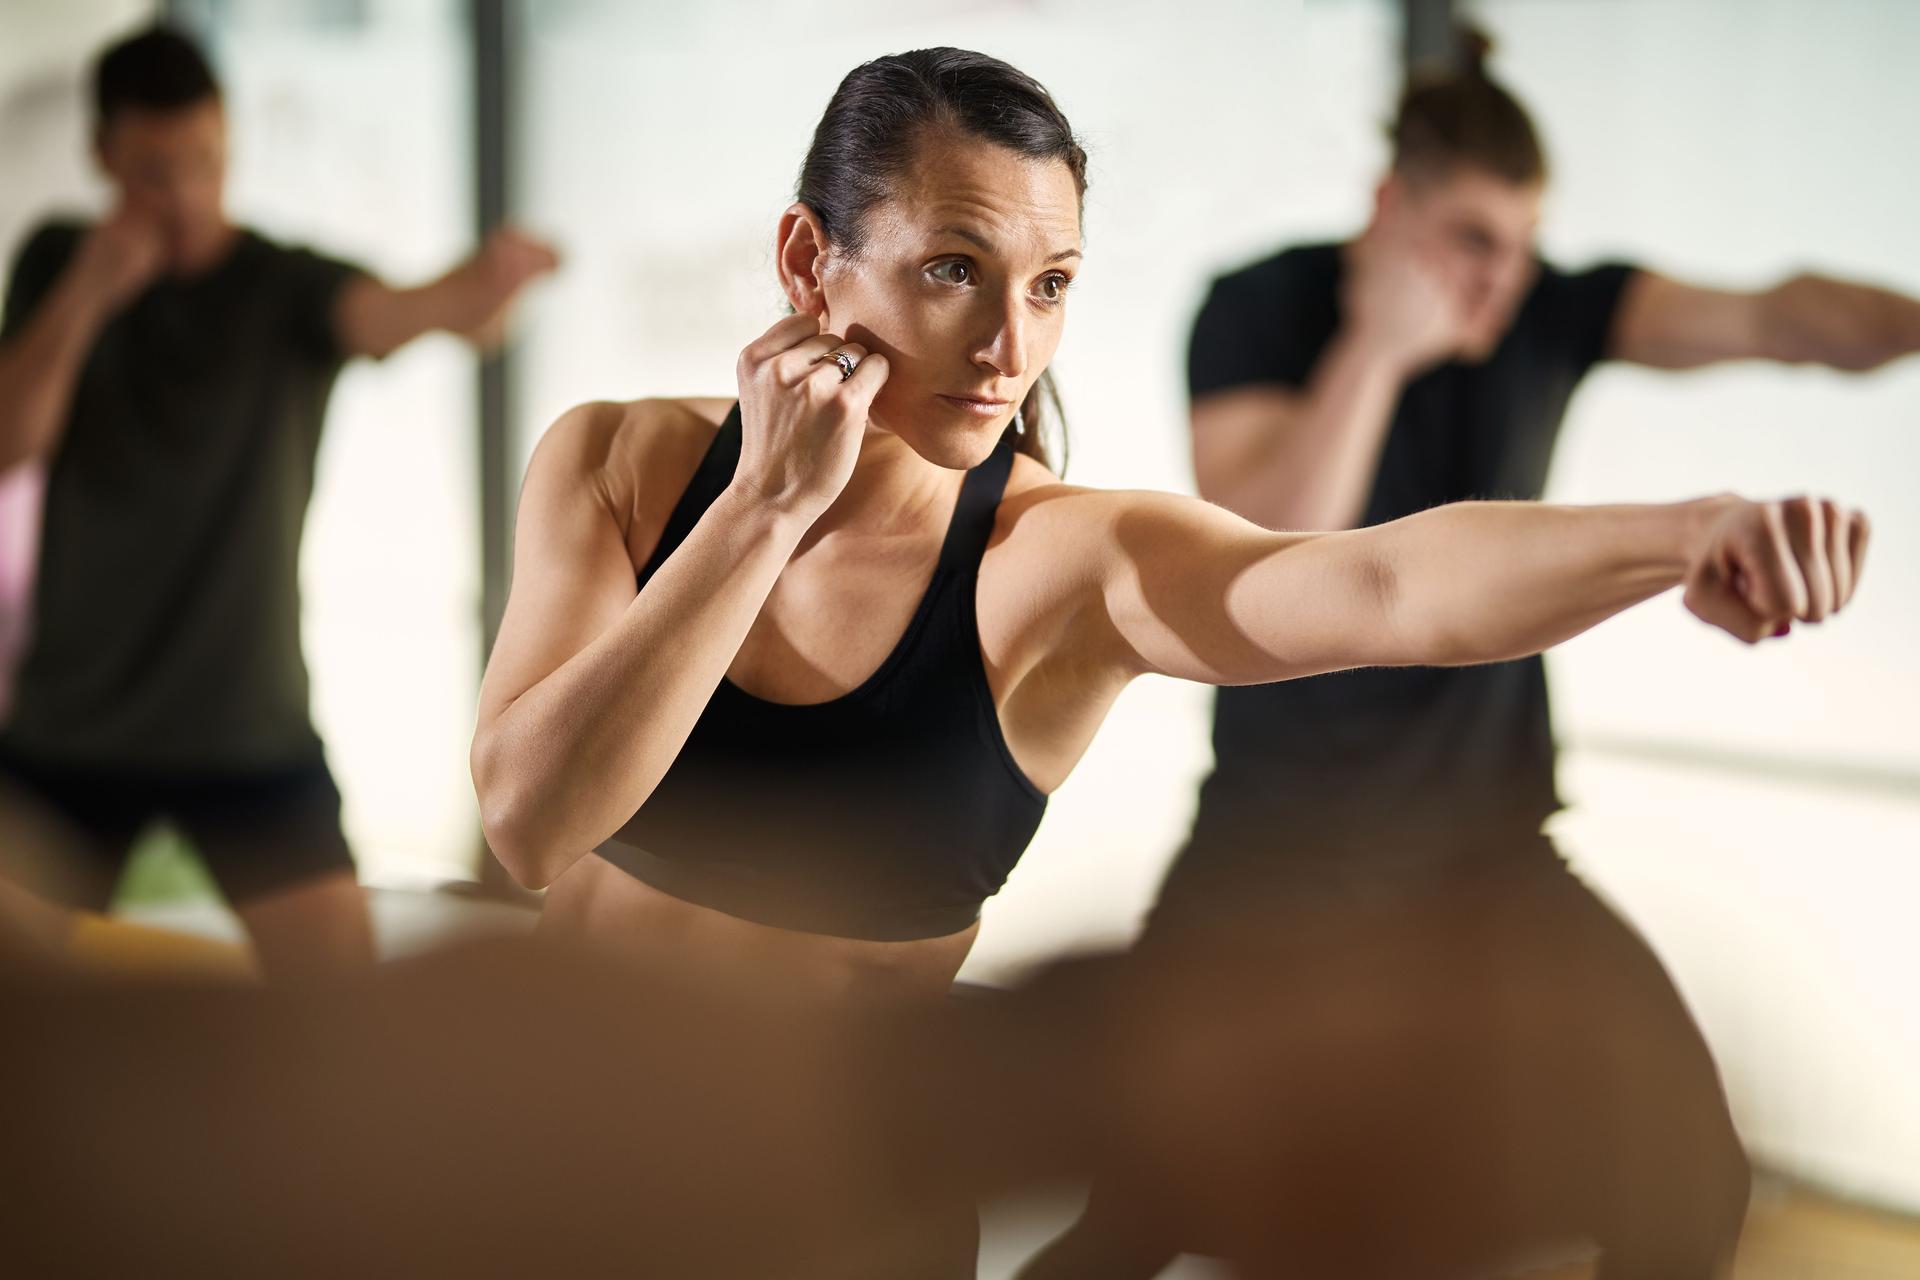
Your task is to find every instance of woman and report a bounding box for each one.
[469,47,1862,1272]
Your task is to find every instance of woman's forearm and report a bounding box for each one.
[474,484,808,888]
[1369,497,1726,667]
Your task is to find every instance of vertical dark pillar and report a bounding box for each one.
[470,0,527,899]
[1404,0,1458,75]
[473,0,512,658]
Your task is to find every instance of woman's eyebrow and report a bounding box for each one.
[933,225,1082,264]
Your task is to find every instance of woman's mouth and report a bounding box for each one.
[937,393,1013,417]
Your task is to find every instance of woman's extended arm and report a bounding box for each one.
[1047,487,1867,687]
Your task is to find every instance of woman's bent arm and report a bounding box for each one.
[469,402,810,888]
[471,316,887,888]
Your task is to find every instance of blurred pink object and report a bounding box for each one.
[0,462,45,723]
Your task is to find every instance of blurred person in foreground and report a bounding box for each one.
[0,25,556,981]
[1026,25,1915,1280]
[0,891,1754,1279]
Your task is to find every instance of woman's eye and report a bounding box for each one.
[930,260,972,285]
[1036,273,1072,302]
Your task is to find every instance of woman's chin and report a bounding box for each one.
[870,404,1012,471]
[914,426,1007,470]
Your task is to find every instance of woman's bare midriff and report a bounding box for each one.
[538,851,979,1004]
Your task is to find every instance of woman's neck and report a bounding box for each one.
[806,426,963,547]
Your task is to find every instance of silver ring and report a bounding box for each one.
[812,349,858,381]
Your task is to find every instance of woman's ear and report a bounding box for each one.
[775,203,831,318]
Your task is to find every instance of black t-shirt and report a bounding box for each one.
[0,220,363,770]
[1166,242,1635,900]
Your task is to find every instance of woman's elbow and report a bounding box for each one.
[471,744,561,890]
[478,801,561,891]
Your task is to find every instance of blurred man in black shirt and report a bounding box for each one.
[0,26,557,979]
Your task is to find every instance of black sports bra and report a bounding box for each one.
[594,405,1047,941]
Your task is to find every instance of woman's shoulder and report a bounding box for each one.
[993,452,1119,559]
[526,396,735,552]
[999,451,1172,519]
[535,396,729,469]
[996,452,1253,557]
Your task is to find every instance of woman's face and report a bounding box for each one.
[813,131,1083,470]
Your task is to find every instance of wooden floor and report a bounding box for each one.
[1731,1185,1920,1280]
[981,1180,1920,1279]
[1515,1183,1920,1280]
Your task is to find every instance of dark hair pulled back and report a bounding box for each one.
[798,48,1087,473]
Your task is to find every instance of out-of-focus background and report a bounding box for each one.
[2,0,1915,1250]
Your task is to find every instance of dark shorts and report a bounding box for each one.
[0,750,355,909]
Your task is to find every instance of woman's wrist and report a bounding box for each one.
[1671,493,1741,575]
[714,475,819,545]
